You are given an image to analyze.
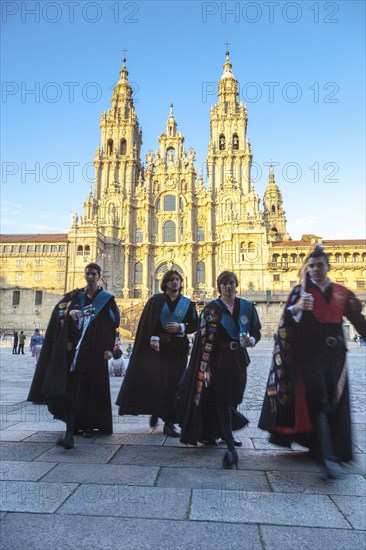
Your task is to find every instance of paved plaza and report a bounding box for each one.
[0,340,365,549]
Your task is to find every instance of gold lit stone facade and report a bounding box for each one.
[1,53,365,339]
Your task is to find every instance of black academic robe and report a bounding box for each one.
[28,287,120,434]
[179,297,262,445]
[116,293,198,421]
[258,280,366,462]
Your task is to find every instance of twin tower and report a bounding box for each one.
[68,51,288,300]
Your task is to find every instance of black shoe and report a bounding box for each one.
[233,436,242,447]
[323,459,341,480]
[56,432,74,449]
[163,423,180,438]
[149,415,158,428]
[223,449,238,469]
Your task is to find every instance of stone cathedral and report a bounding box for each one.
[69,52,289,299]
[1,52,365,339]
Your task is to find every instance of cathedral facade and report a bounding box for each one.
[1,53,365,339]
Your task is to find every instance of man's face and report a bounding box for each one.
[219,277,237,297]
[84,268,100,285]
[307,258,329,283]
[166,274,181,292]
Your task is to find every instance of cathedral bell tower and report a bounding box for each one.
[207,51,252,195]
[263,166,288,241]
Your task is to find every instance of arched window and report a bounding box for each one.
[163,221,176,242]
[362,253,366,262]
[353,253,360,263]
[271,205,276,213]
[196,226,205,242]
[107,139,114,155]
[84,245,90,256]
[43,245,49,254]
[164,195,176,211]
[196,262,205,284]
[134,263,143,284]
[232,133,239,150]
[344,253,350,262]
[290,253,298,263]
[135,228,143,243]
[120,138,127,155]
[219,134,225,150]
[272,254,280,264]
[335,253,342,263]
[77,245,83,256]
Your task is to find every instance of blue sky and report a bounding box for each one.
[1,0,365,239]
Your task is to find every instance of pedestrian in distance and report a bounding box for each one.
[12,331,18,354]
[29,328,44,365]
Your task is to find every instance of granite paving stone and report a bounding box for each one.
[0,442,54,461]
[0,480,78,513]
[0,460,57,481]
[57,484,190,520]
[261,525,366,550]
[190,489,351,528]
[330,495,366,530]
[95,433,167,446]
[156,466,270,492]
[42,463,159,486]
[0,430,38,441]
[0,514,262,550]
[34,443,120,464]
[267,471,366,496]
[110,444,227,468]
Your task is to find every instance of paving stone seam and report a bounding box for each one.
[152,466,162,487]
[328,494,365,531]
[257,524,266,550]
[185,490,193,520]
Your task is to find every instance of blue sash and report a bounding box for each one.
[160,295,191,326]
[77,289,114,323]
[214,299,253,340]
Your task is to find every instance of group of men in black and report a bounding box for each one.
[28,247,366,478]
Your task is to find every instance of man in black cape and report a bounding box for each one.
[179,270,262,468]
[28,263,120,449]
[259,246,366,478]
[116,269,198,437]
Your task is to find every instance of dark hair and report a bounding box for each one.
[217,270,239,293]
[305,247,330,267]
[160,269,183,292]
[113,348,123,360]
[85,263,101,275]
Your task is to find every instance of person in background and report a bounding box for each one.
[12,331,18,354]
[30,328,44,365]
[259,246,366,479]
[108,348,126,377]
[116,270,198,438]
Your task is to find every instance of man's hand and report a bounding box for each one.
[164,322,181,333]
[294,293,314,314]
[69,309,81,322]
[150,340,160,352]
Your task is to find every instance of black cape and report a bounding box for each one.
[28,288,120,434]
[116,293,198,420]
[179,298,262,445]
[259,281,366,462]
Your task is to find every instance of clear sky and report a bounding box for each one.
[1,0,365,240]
